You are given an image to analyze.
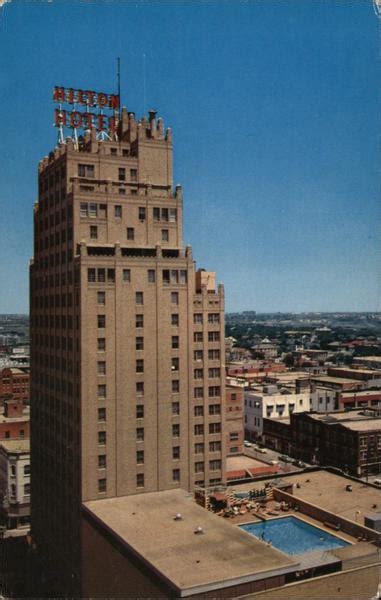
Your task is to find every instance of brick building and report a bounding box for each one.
[0,368,29,405]
[225,385,244,455]
[30,102,225,593]
[0,400,29,442]
[291,409,381,476]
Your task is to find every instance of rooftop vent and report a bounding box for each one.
[194,526,204,535]
[174,513,183,521]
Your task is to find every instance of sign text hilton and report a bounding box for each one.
[53,86,120,133]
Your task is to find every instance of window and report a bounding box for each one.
[98,385,106,398]
[208,313,220,324]
[194,406,204,417]
[194,314,203,324]
[138,207,146,221]
[229,432,239,441]
[98,455,106,468]
[209,441,221,452]
[209,460,221,471]
[209,423,221,434]
[98,407,107,422]
[80,202,88,217]
[136,337,144,350]
[118,168,126,181]
[115,205,122,218]
[172,424,180,437]
[209,404,221,415]
[97,361,106,375]
[153,207,160,221]
[179,270,187,284]
[172,468,180,482]
[98,315,106,328]
[123,269,131,282]
[194,387,204,398]
[24,464,30,475]
[88,268,96,282]
[161,229,169,242]
[110,148,117,155]
[119,187,126,195]
[148,269,155,283]
[194,332,203,343]
[136,292,144,305]
[136,359,144,373]
[24,483,31,496]
[172,447,180,460]
[172,402,180,415]
[194,424,204,435]
[208,349,220,360]
[171,357,179,371]
[169,208,177,222]
[98,431,106,445]
[161,208,168,221]
[136,314,144,328]
[127,227,135,240]
[195,462,204,473]
[163,270,170,285]
[97,291,105,305]
[172,336,179,349]
[89,203,97,218]
[90,225,98,239]
[172,380,180,393]
[98,338,106,351]
[194,369,203,379]
[208,368,220,378]
[171,292,179,304]
[107,269,115,283]
[136,427,144,441]
[195,443,204,454]
[171,314,179,326]
[194,350,203,361]
[208,331,220,342]
[136,450,144,464]
[136,473,144,488]
[209,386,220,397]
[136,382,144,395]
[136,405,144,418]
[98,269,106,282]
[130,169,137,182]
[78,164,94,177]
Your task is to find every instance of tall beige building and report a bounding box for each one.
[30,105,225,591]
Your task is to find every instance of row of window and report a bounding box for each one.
[78,164,137,182]
[194,368,220,378]
[97,382,221,398]
[89,225,172,242]
[97,469,178,493]
[97,422,221,444]
[39,166,66,192]
[194,313,220,324]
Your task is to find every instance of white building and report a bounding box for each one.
[0,439,30,532]
[244,385,310,441]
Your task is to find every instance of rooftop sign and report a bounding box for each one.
[53,86,120,143]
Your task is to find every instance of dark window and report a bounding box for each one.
[123,269,131,282]
[172,402,180,415]
[172,468,180,482]
[97,315,106,328]
[136,427,144,441]
[136,337,144,350]
[139,207,146,220]
[172,336,179,349]
[136,292,143,305]
[136,314,144,328]
[98,407,106,421]
[172,447,180,460]
[136,473,144,487]
[136,450,144,464]
[130,169,137,182]
[148,269,155,283]
[136,405,144,418]
[127,227,135,240]
[118,168,126,181]
[115,205,122,218]
[98,455,106,468]
[90,226,98,239]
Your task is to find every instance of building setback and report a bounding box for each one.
[30,105,225,594]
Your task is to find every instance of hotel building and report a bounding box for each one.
[30,104,225,591]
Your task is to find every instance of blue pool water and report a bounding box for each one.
[240,517,350,555]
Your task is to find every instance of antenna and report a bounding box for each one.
[117,57,121,116]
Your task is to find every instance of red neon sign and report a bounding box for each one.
[53,86,119,133]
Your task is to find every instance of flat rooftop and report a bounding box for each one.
[230,471,381,526]
[0,439,29,453]
[308,411,381,432]
[83,489,297,596]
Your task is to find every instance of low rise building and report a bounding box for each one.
[244,385,310,442]
[352,356,381,370]
[225,386,244,455]
[339,390,381,410]
[0,367,29,405]
[0,439,30,531]
[291,408,381,476]
[0,399,30,441]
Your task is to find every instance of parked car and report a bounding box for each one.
[270,459,279,465]
[279,455,293,463]
[257,448,267,454]
[244,441,252,447]
[293,459,306,468]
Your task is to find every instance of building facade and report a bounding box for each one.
[30,105,225,592]
[0,439,30,531]
[225,385,244,455]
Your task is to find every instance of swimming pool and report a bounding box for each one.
[240,517,350,555]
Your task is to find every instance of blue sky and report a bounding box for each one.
[0,0,380,313]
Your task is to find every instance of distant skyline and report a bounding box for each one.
[0,0,380,313]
